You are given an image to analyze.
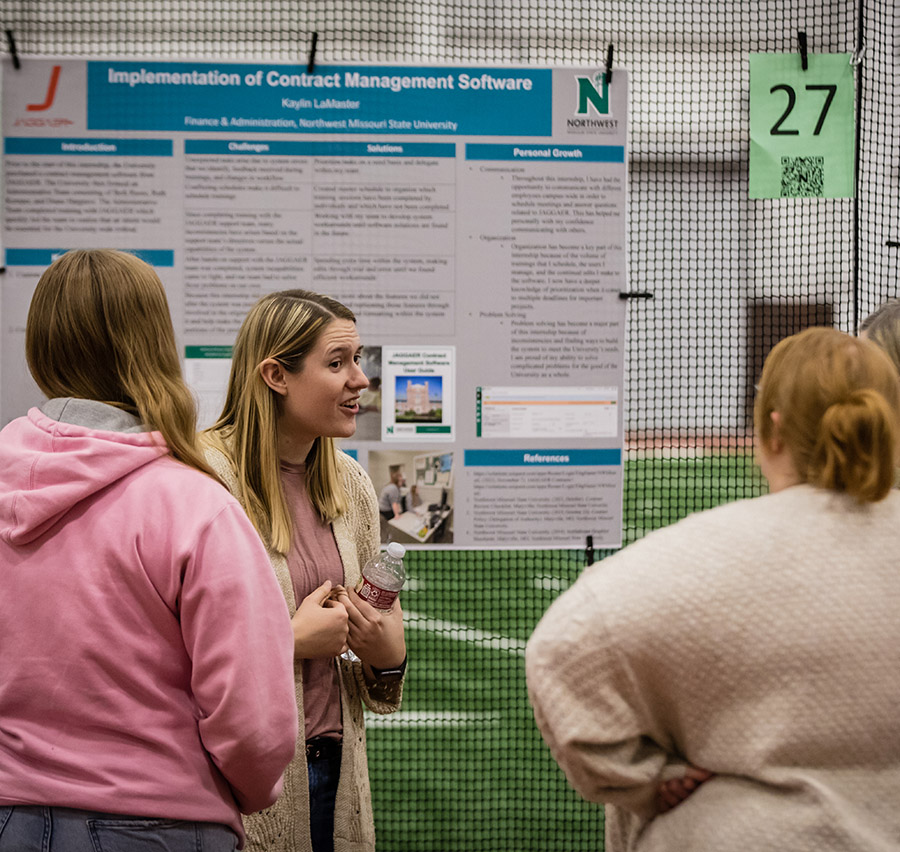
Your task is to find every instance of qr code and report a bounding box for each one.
[780,156,824,197]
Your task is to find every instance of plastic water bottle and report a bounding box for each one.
[357,542,406,611]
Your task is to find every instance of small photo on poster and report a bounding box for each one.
[369,448,455,546]
[381,346,454,442]
[394,374,443,424]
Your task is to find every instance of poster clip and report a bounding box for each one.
[307,31,319,75]
[604,44,614,86]
[585,535,594,567]
[798,31,808,71]
[850,43,866,66]
[5,29,20,70]
[618,291,654,300]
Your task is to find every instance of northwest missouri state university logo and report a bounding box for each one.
[568,71,619,133]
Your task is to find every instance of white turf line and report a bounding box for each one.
[533,575,569,592]
[366,710,501,728]
[404,611,526,657]
[375,614,526,728]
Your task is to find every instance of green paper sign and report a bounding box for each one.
[749,53,855,199]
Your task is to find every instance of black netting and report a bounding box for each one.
[1,2,896,850]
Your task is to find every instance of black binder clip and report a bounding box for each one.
[886,240,900,248]
[798,31,808,71]
[6,29,20,70]
[618,291,654,300]
[585,535,595,567]
[604,44,614,86]
[307,31,318,75]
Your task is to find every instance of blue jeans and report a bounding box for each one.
[307,743,342,852]
[0,806,238,852]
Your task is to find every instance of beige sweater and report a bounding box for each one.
[206,447,403,852]
[527,485,900,852]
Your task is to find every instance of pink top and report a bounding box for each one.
[280,460,344,741]
[0,404,298,846]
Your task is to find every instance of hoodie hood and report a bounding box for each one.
[0,399,167,545]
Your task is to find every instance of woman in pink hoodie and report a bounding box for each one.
[0,250,298,851]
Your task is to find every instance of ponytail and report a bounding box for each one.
[810,389,897,502]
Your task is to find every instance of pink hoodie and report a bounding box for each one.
[0,402,297,845]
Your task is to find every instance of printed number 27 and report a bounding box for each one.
[770,84,837,135]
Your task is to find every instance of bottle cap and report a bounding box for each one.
[386,542,406,559]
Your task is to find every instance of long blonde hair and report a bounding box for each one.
[755,327,900,502]
[26,249,213,477]
[206,290,357,554]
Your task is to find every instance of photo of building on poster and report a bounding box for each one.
[381,346,455,442]
[395,374,443,424]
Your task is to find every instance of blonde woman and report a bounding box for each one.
[205,290,405,852]
[0,250,297,852]
[527,327,900,852]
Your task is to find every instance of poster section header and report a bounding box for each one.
[466,143,624,163]
[184,345,233,359]
[6,249,175,267]
[465,449,622,466]
[87,62,553,136]
[184,140,456,158]
[5,138,173,156]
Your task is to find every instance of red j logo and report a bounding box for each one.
[27,65,61,111]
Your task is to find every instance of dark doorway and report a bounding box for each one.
[746,299,834,425]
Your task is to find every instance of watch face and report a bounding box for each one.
[376,668,404,679]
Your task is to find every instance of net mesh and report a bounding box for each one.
[2,1,896,849]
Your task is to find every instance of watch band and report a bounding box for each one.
[369,655,407,679]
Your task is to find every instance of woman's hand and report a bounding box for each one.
[291,580,349,660]
[334,587,406,672]
[655,765,715,814]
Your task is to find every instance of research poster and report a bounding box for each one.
[2,58,628,549]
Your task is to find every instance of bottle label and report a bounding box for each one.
[356,578,399,610]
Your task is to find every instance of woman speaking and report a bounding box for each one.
[205,289,406,852]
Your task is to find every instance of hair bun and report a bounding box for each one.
[814,388,896,502]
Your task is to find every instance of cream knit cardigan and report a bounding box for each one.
[527,485,900,852]
[206,447,403,852]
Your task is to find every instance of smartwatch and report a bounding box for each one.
[369,656,407,681]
